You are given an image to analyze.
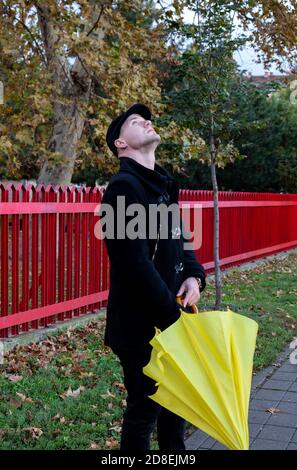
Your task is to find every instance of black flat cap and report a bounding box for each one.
[106,103,151,156]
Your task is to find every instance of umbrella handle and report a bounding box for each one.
[176,296,198,314]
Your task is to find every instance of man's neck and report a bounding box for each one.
[119,151,155,170]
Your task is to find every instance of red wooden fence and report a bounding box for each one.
[1,183,297,338]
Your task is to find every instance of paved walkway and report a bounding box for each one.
[185,342,297,450]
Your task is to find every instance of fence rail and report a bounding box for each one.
[1,183,297,338]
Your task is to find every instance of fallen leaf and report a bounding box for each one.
[109,425,122,433]
[25,397,35,404]
[90,441,100,449]
[16,393,35,404]
[276,290,284,297]
[6,374,23,382]
[59,386,85,399]
[16,392,26,402]
[23,427,43,439]
[266,407,281,414]
[100,391,116,400]
[9,398,22,408]
[105,438,118,449]
[52,414,61,421]
[78,371,94,378]
[113,381,126,392]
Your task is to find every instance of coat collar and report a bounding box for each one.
[119,156,180,202]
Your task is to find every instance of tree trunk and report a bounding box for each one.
[210,113,222,309]
[35,1,109,186]
[37,98,89,186]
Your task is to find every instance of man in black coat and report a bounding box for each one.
[101,103,206,451]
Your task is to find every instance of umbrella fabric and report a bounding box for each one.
[143,306,258,450]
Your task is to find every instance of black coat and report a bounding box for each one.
[101,157,206,351]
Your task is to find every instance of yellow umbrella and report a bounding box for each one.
[143,299,258,450]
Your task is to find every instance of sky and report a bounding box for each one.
[182,6,287,76]
[234,46,284,76]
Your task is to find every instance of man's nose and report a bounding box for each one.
[145,120,152,127]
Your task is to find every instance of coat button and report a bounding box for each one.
[171,226,181,238]
[174,262,184,273]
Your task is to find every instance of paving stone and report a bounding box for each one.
[185,429,209,450]
[266,412,297,428]
[250,439,287,450]
[262,379,292,391]
[249,399,279,411]
[185,341,297,452]
[272,372,297,381]
[248,410,270,424]
[254,389,286,401]
[289,382,297,392]
[278,364,297,373]
[287,443,297,450]
[277,401,297,414]
[282,391,297,403]
[212,441,228,450]
[257,425,295,442]
[200,436,216,449]
[249,423,264,438]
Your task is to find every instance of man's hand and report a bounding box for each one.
[177,277,201,308]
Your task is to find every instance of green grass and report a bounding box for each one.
[0,321,125,450]
[0,251,297,450]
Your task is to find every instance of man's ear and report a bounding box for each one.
[114,138,128,150]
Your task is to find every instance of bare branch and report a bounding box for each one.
[14,15,48,65]
[86,6,104,37]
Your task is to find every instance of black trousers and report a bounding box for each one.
[112,346,186,451]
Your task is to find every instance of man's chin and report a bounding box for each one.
[147,133,161,143]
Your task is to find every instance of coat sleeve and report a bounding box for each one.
[100,181,181,330]
[181,222,207,292]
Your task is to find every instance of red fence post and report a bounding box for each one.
[93,187,101,311]
[0,183,10,338]
[11,184,20,336]
[30,185,40,330]
[81,187,90,314]
[100,187,109,309]
[57,185,66,321]
[73,187,82,317]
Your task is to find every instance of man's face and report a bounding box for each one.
[115,113,161,153]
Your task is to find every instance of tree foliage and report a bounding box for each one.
[0,0,296,188]
[0,0,205,184]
